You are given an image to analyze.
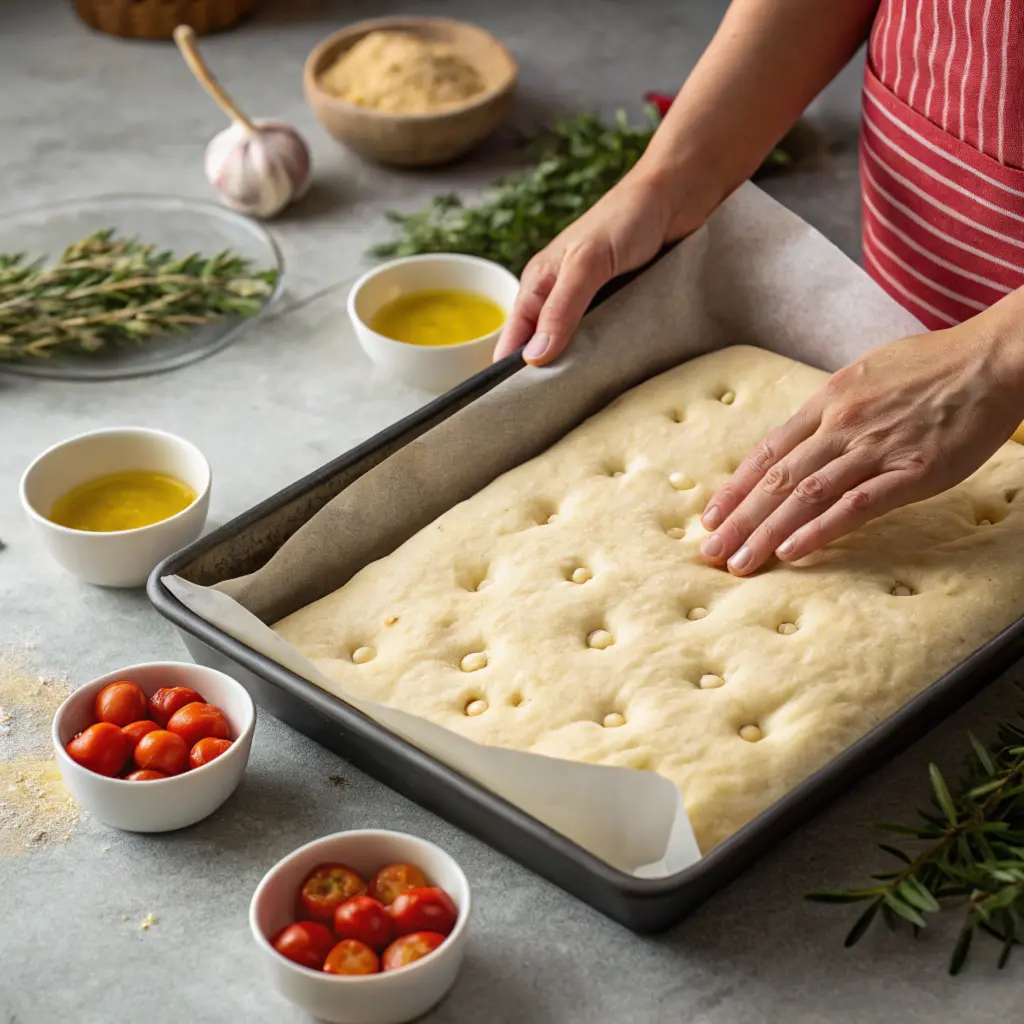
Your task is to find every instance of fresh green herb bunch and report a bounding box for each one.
[369,107,790,276]
[0,229,277,361]
[807,714,1024,974]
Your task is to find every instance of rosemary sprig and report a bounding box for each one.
[369,108,792,276]
[807,714,1024,974]
[0,229,277,361]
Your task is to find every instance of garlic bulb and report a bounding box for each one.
[205,120,310,219]
[174,25,312,219]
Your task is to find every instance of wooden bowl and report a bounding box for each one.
[74,0,255,39]
[303,17,518,168]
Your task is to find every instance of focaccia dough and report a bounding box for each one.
[275,346,1024,852]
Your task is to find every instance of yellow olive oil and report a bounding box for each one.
[370,289,506,347]
[48,470,197,533]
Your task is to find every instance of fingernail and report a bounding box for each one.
[728,545,751,572]
[523,333,550,360]
[702,505,722,530]
[701,534,723,558]
[777,538,795,558]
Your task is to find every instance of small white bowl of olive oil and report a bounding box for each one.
[348,253,520,393]
[19,426,211,588]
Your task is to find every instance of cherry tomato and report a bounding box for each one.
[122,719,160,748]
[271,921,336,970]
[166,702,231,749]
[148,686,203,727]
[334,895,394,952]
[189,737,232,769]
[299,863,367,924]
[133,729,188,776]
[66,722,130,777]
[368,863,429,907]
[381,931,446,971]
[125,769,167,781]
[323,939,380,976]
[389,887,458,938]
[94,680,148,727]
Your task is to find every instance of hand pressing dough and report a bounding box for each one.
[274,346,1024,852]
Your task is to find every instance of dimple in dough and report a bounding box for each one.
[274,346,1024,853]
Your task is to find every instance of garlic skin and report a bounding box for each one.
[204,120,311,219]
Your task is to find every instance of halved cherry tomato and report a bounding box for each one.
[148,686,203,727]
[189,736,232,769]
[94,680,148,727]
[133,729,188,776]
[323,939,380,976]
[381,931,445,971]
[389,887,457,938]
[334,895,394,952]
[66,722,130,777]
[125,769,167,781]
[166,702,230,749]
[368,862,429,907]
[122,719,160,748]
[299,863,367,924]
[271,921,336,970]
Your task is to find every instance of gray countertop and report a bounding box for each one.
[1,2,1022,1022]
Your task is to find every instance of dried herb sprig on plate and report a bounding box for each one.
[807,714,1024,974]
[369,107,790,276]
[0,229,278,362]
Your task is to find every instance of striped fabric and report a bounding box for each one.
[861,1,1024,329]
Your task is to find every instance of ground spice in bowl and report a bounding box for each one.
[319,30,486,114]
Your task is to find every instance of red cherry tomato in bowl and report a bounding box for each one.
[66,722,130,777]
[381,931,446,971]
[148,686,203,727]
[368,862,429,907]
[166,702,231,749]
[272,921,336,970]
[334,895,394,952]
[189,736,232,769]
[323,939,380,976]
[125,769,167,781]
[94,680,148,727]
[133,729,188,776]
[299,863,367,924]
[122,719,160,748]
[389,887,457,938]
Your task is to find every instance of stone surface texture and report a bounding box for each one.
[1,2,1022,1022]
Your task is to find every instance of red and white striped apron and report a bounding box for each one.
[861,0,1024,329]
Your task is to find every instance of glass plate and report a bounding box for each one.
[0,194,284,381]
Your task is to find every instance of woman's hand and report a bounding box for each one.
[492,166,709,367]
[699,322,1024,575]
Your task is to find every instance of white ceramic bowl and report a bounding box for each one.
[348,253,520,393]
[250,830,471,1024]
[20,426,211,588]
[52,661,255,833]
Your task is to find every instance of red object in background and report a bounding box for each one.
[643,91,675,117]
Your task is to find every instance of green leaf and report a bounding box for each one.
[877,843,912,863]
[884,892,928,928]
[968,732,997,775]
[899,877,941,914]
[844,899,883,947]
[805,890,875,904]
[949,925,974,975]
[929,764,959,825]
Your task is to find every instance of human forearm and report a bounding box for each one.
[972,284,1024,411]
[635,0,881,234]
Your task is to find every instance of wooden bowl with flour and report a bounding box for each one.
[303,17,518,168]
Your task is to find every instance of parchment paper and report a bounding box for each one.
[164,182,924,875]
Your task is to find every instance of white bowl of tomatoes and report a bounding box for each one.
[249,830,470,1024]
[52,661,255,832]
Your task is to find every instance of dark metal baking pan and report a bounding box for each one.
[148,262,1024,933]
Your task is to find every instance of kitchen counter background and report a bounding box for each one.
[1,2,1022,1022]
